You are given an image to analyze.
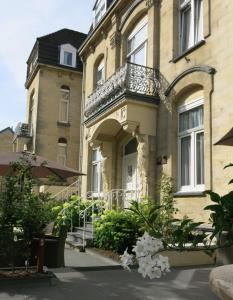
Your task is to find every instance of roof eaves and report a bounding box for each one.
[78,0,118,55]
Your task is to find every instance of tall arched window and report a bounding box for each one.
[127,16,148,66]
[177,98,204,192]
[57,137,67,166]
[59,86,70,123]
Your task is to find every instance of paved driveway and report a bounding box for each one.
[0,266,217,300]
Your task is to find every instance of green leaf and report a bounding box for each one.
[206,191,221,203]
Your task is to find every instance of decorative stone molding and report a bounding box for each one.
[99,143,111,192]
[136,134,149,198]
[120,106,127,121]
[164,65,216,97]
[121,120,139,135]
[146,0,160,7]
[101,29,107,40]
[88,45,95,54]
[110,31,121,49]
[89,139,102,149]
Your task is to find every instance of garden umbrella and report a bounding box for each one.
[0,151,85,179]
[215,127,233,146]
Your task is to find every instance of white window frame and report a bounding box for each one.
[179,0,204,54]
[127,16,148,66]
[96,59,105,86]
[93,0,107,27]
[59,88,70,123]
[60,44,77,68]
[177,98,205,193]
[57,143,67,166]
[91,149,103,197]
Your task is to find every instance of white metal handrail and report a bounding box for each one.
[54,180,79,201]
[79,198,106,250]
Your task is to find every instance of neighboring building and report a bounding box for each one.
[0,127,14,154]
[13,29,87,170]
[79,0,233,222]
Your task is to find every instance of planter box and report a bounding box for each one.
[0,268,55,286]
[161,249,215,267]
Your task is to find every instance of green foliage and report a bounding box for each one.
[94,210,142,254]
[0,157,55,267]
[52,196,102,234]
[128,201,207,250]
[204,163,233,244]
[205,190,233,243]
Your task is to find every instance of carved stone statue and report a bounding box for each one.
[136,134,149,198]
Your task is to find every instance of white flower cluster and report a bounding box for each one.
[120,232,170,279]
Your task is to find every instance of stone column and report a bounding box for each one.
[135,134,150,198]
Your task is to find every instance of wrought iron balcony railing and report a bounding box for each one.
[84,62,160,119]
[14,123,32,139]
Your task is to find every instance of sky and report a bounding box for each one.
[0,0,93,131]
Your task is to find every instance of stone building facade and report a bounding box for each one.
[79,0,233,222]
[13,29,86,170]
[0,127,14,154]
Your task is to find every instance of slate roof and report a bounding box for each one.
[0,127,14,134]
[26,29,87,81]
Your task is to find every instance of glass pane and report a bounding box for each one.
[196,132,204,184]
[93,149,102,162]
[134,24,147,49]
[127,23,147,56]
[179,105,203,132]
[181,6,191,52]
[92,164,98,192]
[181,136,191,186]
[97,67,104,85]
[125,138,138,155]
[64,51,72,66]
[132,45,146,65]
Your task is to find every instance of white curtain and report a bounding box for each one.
[196,132,204,184]
[179,105,203,132]
[194,0,203,43]
[181,136,191,186]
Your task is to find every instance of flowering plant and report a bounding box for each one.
[120,232,170,279]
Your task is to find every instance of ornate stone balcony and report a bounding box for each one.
[84,62,160,120]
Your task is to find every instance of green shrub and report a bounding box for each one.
[94,210,142,254]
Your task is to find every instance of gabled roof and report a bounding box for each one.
[27,28,87,76]
[0,127,14,134]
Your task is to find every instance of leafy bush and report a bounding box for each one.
[0,157,55,267]
[204,163,233,245]
[94,210,142,254]
[52,196,103,233]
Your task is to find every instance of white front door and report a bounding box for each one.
[123,152,139,206]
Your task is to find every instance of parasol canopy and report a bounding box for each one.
[0,152,85,179]
[215,127,233,146]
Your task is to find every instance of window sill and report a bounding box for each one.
[174,191,206,198]
[172,40,206,63]
[57,121,70,127]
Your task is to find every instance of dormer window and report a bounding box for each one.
[60,44,77,67]
[94,0,106,27]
